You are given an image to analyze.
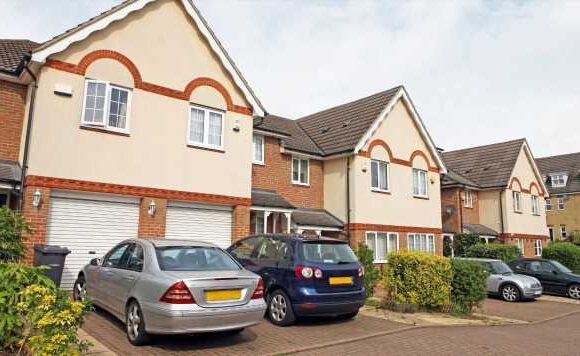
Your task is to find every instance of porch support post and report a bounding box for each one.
[264,210,271,234]
[284,212,291,233]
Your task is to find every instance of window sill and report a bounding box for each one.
[514,210,523,214]
[292,182,310,187]
[464,205,473,209]
[371,188,391,195]
[533,213,541,216]
[187,144,225,153]
[413,195,429,200]
[80,125,130,137]
[253,161,265,166]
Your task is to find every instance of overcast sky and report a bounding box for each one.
[2,0,579,157]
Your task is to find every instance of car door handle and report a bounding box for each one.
[124,275,136,281]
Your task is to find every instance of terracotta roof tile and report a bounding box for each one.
[0,39,39,74]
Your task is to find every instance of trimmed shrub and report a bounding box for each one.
[466,243,521,263]
[543,242,580,273]
[443,236,453,257]
[384,252,452,308]
[0,207,30,261]
[451,259,488,314]
[0,263,91,354]
[453,233,480,257]
[356,243,380,298]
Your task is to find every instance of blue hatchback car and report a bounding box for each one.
[227,234,365,326]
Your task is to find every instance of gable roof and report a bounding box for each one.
[442,139,526,189]
[29,0,265,116]
[254,115,323,156]
[0,39,39,75]
[536,152,580,195]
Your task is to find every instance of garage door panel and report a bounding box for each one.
[166,206,232,248]
[46,196,139,290]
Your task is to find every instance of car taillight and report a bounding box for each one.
[358,266,364,277]
[252,278,264,299]
[294,266,322,279]
[160,281,195,304]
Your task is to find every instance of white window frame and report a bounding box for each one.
[512,191,522,213]
[534,240,543,256]
[253,135,265,165]
[81,79,132,133]
[187,104,225,150]
[550,174,567,188]
[531,195,539,215]
[464,189,473,208]
[370,159,390,193]
[557,197,565,210]
[291,157,309,185]
[545,198,552,211]
[407,233,435,254]
[365,231,399,263]
[515,238,524,254]
[561,225,567,239]
[412,168,428,198]
[253,211,265,234]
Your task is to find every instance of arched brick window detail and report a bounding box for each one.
[367,139,394,162]
[183,77,235,111]
[409,150,430,168]
[509,177,523,191]
[77,50,143,87]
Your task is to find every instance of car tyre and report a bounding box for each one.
[336,310,359,320]
[126,300,150,346]
[268,289,296,326]
[73,274,87,302]
[567,284,580,300]
[501,283,521,302]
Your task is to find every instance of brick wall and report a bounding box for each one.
[461,190,480,225]
[546,194,580,240]
[252,136,323,209]
[349,228,443,257]
[0,80,27,161]
[501,235,546,258]
[21,186,51,263]
[232,205,250,242]
[441,187,460,233]
[138,197,166,238]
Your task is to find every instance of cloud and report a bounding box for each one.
[1,0,579,156]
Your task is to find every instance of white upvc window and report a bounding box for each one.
[366,231,398,263]
[512,191,522,212]
[253,135,264,164]
[254,211,265,234]
[412,169,428,198]
[531,195,540,215]
[81,79,132,133]
[515,238,524,254]
[561,225,567,239]
[558,197,565,210]
[545,198,552,211]
[188,105,224,149]
[370,160,389,192]
[407,233,435,254]
[550,174,567,188]
[464,189,473,208]
[292,157,309,185]
[534,240,543,256]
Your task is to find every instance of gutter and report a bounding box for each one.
[499,189,505,235]
[346,156,351,245]
[18,57,38,210]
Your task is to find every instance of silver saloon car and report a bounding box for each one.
[458,258,543,302]
[73,239,267,346]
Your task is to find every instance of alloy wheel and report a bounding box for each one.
[502,285,519,302]
[270,294,287,322]
[568,285,580,299]
[127,304,141,341]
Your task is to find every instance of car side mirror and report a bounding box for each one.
[90,258,101,266]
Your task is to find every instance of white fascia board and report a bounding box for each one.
[353,87,447,174]
[250,206,294,213]
[522,142,550,195]
[295,225,342,231]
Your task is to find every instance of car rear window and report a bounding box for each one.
[156,246,241,271]
[301,242,358,265]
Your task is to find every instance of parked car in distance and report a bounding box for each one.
[73,239,266,346]
[508,258,580,300]
[227,234,365,326]
[457,258,542,302]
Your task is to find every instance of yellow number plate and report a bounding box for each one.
[205,289,241,301]
[329,277,353,285]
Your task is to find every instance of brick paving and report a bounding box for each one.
[82,307,406,355]
[480,297,579,322]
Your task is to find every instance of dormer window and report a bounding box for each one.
[550,174,567,188]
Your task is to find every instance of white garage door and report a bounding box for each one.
[46,192,139,290]
[165,202,232,248]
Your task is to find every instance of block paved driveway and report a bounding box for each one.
[82,297,580,355]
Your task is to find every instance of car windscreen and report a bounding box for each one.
[156,246,241,271]
[551,260,572,273]
[301,242,358,265]
[489,261,513,274]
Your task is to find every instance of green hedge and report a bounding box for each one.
[466,243,521,262]
[451,259,488,313]
[384,252,452,308]
[356,243,380,298]
[453,233,481,257]
[542,242,580,273]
